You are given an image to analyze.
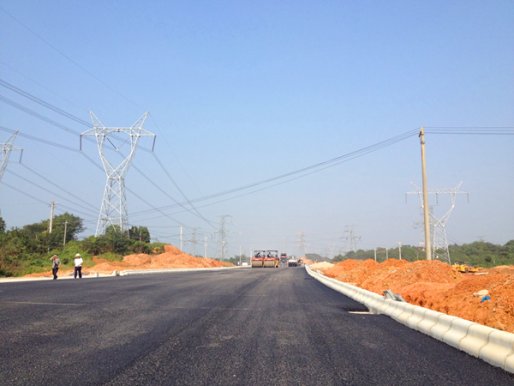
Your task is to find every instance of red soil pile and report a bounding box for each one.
[322,259,514,333]
[26,245,232,277]
[91,245,232,273]
[302,257,314,265]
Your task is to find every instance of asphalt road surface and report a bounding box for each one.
[0,267,512,385]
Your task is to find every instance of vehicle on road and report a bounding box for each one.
[251,250,279,268]
[287,255,299,267]
[280,253,288,266]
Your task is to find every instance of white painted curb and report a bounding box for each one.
[479,330,514,371]
[119,266,244,276]
[0,266,245,283]
[305,265,514,374]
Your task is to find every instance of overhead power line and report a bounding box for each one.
[0,93,80,136]
[425,127,514,135]
[0,125,78,152]
[1,180,93,223]
[131,163,213,228]
[181,129,419,204]
[6,169,97,218]
[0,78,90,126]
[152,153,215,229]
[0,5,141,109]
[0,80,204,223]
[20,163,98,212]
[131,129,420,217]
[125,185,185,227]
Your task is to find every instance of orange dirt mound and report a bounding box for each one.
[319,259,514,333]
[26,245,232,277]
[163,244,183,255]
[101,246,233,272]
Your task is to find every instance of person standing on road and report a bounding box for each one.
[50,255,60,280]
[74,253,83,279]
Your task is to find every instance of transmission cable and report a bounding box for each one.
[151,153,215,229]
[0,81,207,222]
[131,129,419,216]
[6,169,98,217]
[0,94,82,137]
[125,185,187,228]
[0,125,79,152]
[0,5,141,110]
[20,163,98,211]
[2,180,94,221]
[425,127,514,135]
[0,78,90,127]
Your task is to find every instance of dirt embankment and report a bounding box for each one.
[318,259,514,333]
[28,245,232,277]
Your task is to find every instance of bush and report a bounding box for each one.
[149,242,166,254]
[131,241,151,254]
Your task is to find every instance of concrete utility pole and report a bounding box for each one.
[398,242,402,260]
[419,127,432,260]
[179,225,184,251]
[48,201,56,234]
[204,235,208,258]
[81,112,156,236]
[63,220,68,248]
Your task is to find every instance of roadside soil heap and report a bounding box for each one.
[30,245,232,277]
[318,259,514,333]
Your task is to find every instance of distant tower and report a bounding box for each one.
[407,182,467,263]
[297,231,306,257]
[343,225,361,253]
[0,130,22,183]
[217,215,231,259]
[81,113,155,236]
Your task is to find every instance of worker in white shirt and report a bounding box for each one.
[74,253,83,279]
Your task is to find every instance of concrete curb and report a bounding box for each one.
[306,265,514,374]
[0,266,246,283]
[119,266,244,276]
[0,272,115,283]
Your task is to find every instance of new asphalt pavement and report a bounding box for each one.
[0,267,512,385]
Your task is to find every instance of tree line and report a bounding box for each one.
[0,213,164,277]
[333,240,514,267]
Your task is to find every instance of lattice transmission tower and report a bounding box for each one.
[342,225,361,253]
[0,130,22,183]
[407,182,468,263]
[216,215,231,259]
[81,113,156,236]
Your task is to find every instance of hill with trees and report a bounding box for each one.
[0,214,164,277]
[333,241,514,267]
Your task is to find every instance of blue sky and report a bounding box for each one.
[1,1,513,258]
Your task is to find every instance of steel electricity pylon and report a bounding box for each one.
[407,182,468,263]
[0,130,22,183]
[81,112,156,236]
[342,225,361,253]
